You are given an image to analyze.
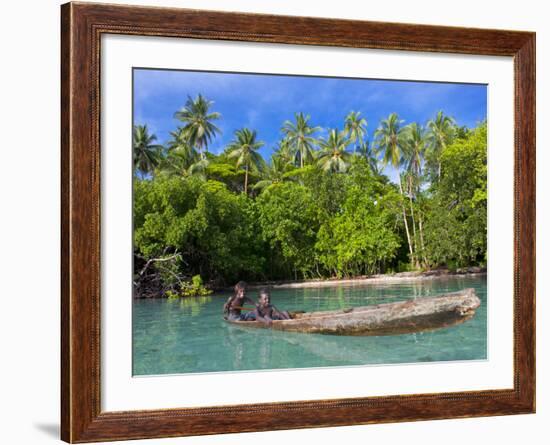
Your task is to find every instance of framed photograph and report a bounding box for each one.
[61,2,535,442]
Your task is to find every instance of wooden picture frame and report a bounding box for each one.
[61,2,535,442]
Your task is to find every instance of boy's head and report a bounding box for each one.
[258,288,271,306]
[234,281,247,298]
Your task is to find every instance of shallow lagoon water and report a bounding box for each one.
[133,275,487,376]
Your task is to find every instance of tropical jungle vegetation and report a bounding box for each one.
[133,94,487,298]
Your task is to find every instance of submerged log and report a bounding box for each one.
[225,288,481,336]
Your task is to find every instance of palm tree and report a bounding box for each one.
[174,94,221,160]
[358,140,381,174]
[253,154,293,192]
[374,113,408,167]
[403,123,430,268]
[404,123,430,181]
[317,129,352,173]
[426,111,456,180]
[344,111,368,154]
[156,127,208,179]
[273,137,295,166]
[167,127,198,164]
[374,113,415,266]
[227,128,265,194]
[158,151,209,180]
[133,125,163,178]
[281,113,320,168]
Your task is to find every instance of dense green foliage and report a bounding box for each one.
[166,275,212,298]
[422,125,487,267]
[133,94,487,297]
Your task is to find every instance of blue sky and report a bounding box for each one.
[133,68,486,181]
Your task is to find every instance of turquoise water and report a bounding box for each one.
[133,275,487,376]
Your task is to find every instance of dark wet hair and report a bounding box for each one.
[234,281,247,297]
[259,287,270,297]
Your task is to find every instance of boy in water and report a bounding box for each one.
[254,288,291,325]
[223,281,257,321]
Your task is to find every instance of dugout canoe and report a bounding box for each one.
[224,288,481,336]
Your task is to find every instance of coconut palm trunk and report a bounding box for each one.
[407,176,420,269]
[397,177,415,267]
[244,164,249,194]
[418,212,428,267]
[408,196,419,268]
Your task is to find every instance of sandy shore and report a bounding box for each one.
[244,269,486,290]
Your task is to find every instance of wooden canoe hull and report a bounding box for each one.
[225,288,481,336]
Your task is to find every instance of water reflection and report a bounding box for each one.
[170,295,213,317]
[133,276,487,375]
